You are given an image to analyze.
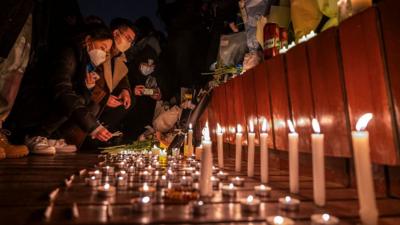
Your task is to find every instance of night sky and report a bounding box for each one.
[78,0,165,32]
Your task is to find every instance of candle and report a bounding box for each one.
[116,176,127,189]
[157,175,168,188]
[240,195,260,213]
[351,0,372,14]
[172,148,180,157]
[195,145,203,161]
[139,183,156,196]
[102,166,115,176]
[88,170,102,179]
[231,176,245,187]
[287,120,299,194]
[139,171,151,181]
[266,216,295,225]
[131,196,152,213]
[235,125,243,172]
[311,213,340,225]
[180,176,193,187]
[186,123,194,157]
[216,171,228,180]
[210,176,220,189]
[278,196,300,211]
[247,119,255,177]
[260,118,269,183]
[216,123,224,168]
[254,184,271,198]
[352,113,378,225]
[151,145,161,155]
[192,200,207,215]
[86,176,100,187]
[97,183,116,198]
[159,150,167,166]
[222,183,237,197]
[200,123,213,197]
[311,119,326,206]
[192,170,200,181]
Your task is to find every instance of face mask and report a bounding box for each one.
[116,34,131,52]
[140,64,154,76]
[87,43,107,66]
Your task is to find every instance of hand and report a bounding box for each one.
[93,126,113,142]
[229,22,239,33]
[85,72,100,89]
[134,85,145,96]
[150,88,161,100]
[118,89,131,109]
[106,95,123,108]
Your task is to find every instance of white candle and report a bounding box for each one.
[352,113,378,225]
[235,124,243,172]
[187,123,194,157]
[311,119,326,206]
[288,120,299,194]
[200,122,213,197]
[260,118,269,183]
[247,119,255,177]
[216,123,224,168]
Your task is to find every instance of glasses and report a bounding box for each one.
[117,29,134,43]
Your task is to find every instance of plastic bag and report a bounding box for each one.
[291,0,322,41]
[153,105,182,133]
[218,32,248,67]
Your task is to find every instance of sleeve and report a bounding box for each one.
[113,76,131,94]
[48,47,100,133]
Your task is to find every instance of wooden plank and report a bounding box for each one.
[339,7,399,165]
[266,55,291,151]
[285,43,314,153]
[253,62,275,149]
[307,27,352,157]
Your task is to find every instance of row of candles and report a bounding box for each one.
[196,113,378,225]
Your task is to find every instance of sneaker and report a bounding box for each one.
[25,136,56,155]
[0,129,29,158]
[48,139,77,153]
[0,147,5,160]
[242,51,262,72]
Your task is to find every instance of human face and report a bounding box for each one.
[86,36,113,53]
[113,28,135,47]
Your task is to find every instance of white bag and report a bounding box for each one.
[153,106,182,132]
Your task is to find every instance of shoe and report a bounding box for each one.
[0,129,29,158]
[48,139,77,153]
[0,147,5,160]
[25,136,56,155]
[242,51,262,72]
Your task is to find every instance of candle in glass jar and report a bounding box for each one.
[266,216,295,225]
[97,183,116,198]
[200,123,213,197]
[231,176,245,187]
[254,184,271,198]
[240,195,260,213]
[247,119,255,177]
[222,183,237,197]
[131,196,152,213]
[287,120,299,194]
[311,213,340,225]
[260,118,269,183]
[216,123,224,168]
[351,113,378,225]
[186,123,194,157]
[311,119,325,206]
[192,200,207,215]
[235,125,243,172]
[278,196,300,211]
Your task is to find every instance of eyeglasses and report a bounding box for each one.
[117,29,134,44]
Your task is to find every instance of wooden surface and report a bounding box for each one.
[232,75,247,135]
[225,80,236,144]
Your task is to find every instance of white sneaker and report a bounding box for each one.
[25,136,56,155]
[48,139,77,153]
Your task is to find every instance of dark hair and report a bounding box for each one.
[110,17,136,33]
[85,23,113,41]
[84,15,106,26]
[134,16,155,38]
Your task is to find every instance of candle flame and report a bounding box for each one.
[237,124,242,133]
[246,195,254,203]
[91,176,96,180]
[94,170,100,174]
[197,200,204,206]
[229,183,235,189]
[189,123,192,129]
[260,118,269,132]
[142,196,150,203]
[356,113,373,131]
[143,183,149,191]
[260,184,266,190]
[285,196,291,202]
[202,122,210,141]
[287,120,296,133]
[104,183,110,190]
[312,118,321,133]
[161,175,166,180]
[249,119,255,133]
[217,123,223,133]
[322,213,330,221]
[273,216,284,224]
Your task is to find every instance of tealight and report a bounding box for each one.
[211,176,220,189]
[157,175,168,188]
[311,213,340,225]
[278,196,300,211]
[139,171,151,181]
[116,176,127,189]
[216,171,228,180]
[192,171,200,181]
[86,176,100,187]
[222,183,237,197]
[97,183,116,198]
[231,176,245,187]
[254,184,271,198]
[102,166,115,176]
[88,170,102,179]
[167,169,176,180]
[240,195,260,213]
[266,216,295,225]
[127,165,135,174]
[139,183,156,196]
[131,196,152,213]
[192,200,207,215]
[180,176,193,187]
[115,161,125,169]
[212,166,219,174]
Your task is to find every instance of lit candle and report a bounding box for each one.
[311,213,340,225]
[116,176,127,189]
[192,170,201,181]
[247,119,256,177]
[222,183,237,197]
[254,184,271,198]
[158,149,167,166]
[210,176,220,189]
[157,175,168,188]
[278,196,300,211]
[195,145,203,161]
[240,195,260,213]
[187,123,194,157]
[352,113,378,225]
[260,118,269,183]
[139,171,151,182]
[88,170,102,179]
[311,119,326,206]
[200,123,213,197]
[235,124,243,172]
[216,171,228,180]
[131,196,152,213]
[139,183,156,196]
[266,216,295,225]
[86,176,100,187]
[216,123,224,168]
[97,183,116,198]
[180,176,193,187]
[287,120,299,194]
[102,166,115,176]
[192,200,207,215]
[231,176,245,187]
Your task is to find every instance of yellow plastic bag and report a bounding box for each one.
[290,0,322,40]
[317,0,339,31]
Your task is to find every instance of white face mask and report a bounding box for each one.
[140,63,155,76]
[115,34,131,52]
[87,42,107,66]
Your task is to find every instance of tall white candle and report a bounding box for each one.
[311,119,325,206]
[260,118,269,183]
[247,119,256,177]
[217,123,224,168]
[288,120,299,194]
[200,122,213,197]
[187,123,194,157]
[352,113,378,225]
[235,124,243,172]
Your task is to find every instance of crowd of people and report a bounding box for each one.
[0,0,271,159]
